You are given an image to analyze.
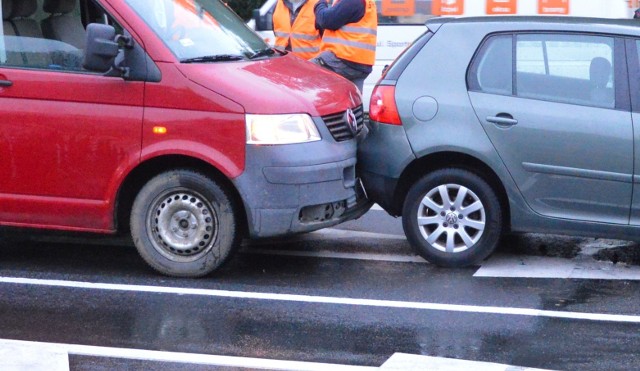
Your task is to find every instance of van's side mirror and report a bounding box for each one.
[83,23,119,73]
[252,8,272,31]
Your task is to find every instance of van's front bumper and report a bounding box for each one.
[234,123,372,238]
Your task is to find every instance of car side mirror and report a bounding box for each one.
[83,23,119,73]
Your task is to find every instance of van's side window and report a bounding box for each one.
[0,0,121,72]
[516,34,615,108]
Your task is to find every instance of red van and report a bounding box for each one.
[0,0,370,277]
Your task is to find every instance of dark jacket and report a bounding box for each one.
[314,0,365,30]
[314,0,372,72]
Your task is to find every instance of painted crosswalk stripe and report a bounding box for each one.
[474,254,640,280]
[0,339,553,371]
[0,339,375,371]
[381,353,552,370]
[1,276,639,324]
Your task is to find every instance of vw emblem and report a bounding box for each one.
[445,213,458,225]
[343,109,358,135]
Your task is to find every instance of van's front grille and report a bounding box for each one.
[322,105,364,142]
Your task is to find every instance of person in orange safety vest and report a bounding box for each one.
[272,0,322,59]
[310,0,377,92]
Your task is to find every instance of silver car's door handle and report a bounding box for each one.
[487,114,518,127]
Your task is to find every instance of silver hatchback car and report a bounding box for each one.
[359,16,640,267]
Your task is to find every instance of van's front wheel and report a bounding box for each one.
[130,170,238,277]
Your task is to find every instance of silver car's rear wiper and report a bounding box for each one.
[180,54,245,63]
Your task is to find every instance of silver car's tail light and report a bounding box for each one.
[369,85,401,125]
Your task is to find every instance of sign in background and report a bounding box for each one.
[431,0,464,16]
[381,0,415,16]
[486,0,517,14]
[538,0,569,14]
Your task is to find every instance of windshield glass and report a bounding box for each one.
[126,0,269,61]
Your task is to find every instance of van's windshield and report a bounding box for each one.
[127,0,271,61]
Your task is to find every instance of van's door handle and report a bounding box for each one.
[0,80,13,87]
[487,113,518,127]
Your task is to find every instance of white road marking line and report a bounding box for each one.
[1,276,639,323]
[244,249,426,263]
[381,353,552,371]
[243,246,640,280]
[240,227,412,263]
[0,339,375,371]
[16,226,640,281]
[249,230,640,280]
[241,228,406,248]
[371,204,384,211]
[311,228,406,240]
[0,340,69,371]
[474,255,640,280]
[0,340,551,371]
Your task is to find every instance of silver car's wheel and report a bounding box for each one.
[403,168,502,267]
[131,170,238,277]
[416,184,485,254]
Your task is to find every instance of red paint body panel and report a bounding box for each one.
[178,55,362,116]
[0,69,143,231]
[0,0,362,234]
[141,110,246,179]
[144,63,244,113]
[142,63,245,179]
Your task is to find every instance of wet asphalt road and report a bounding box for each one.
[1,209,640,370]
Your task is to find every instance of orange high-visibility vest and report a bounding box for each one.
[322,0,377,65]
[273,0,322,60]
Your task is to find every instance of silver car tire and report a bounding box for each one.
[402,168,503,267]
[130,170,239,277]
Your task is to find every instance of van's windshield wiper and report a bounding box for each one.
[180,54,245,63]
[248,48,275,60]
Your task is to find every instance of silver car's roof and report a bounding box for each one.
[427,16,640,37]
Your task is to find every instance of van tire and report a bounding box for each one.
[402,168,502,267]
[130,170,239,277]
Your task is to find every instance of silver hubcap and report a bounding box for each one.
[148,190,218,262]
[416,184,485,253]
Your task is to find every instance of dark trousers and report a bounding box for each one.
[310,51,370,93]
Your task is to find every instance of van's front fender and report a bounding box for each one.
[140,139,244,179]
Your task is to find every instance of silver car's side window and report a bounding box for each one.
[468,35,513,96]
[516,34,615,109]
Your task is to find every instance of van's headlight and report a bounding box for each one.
[246,114,321,144]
